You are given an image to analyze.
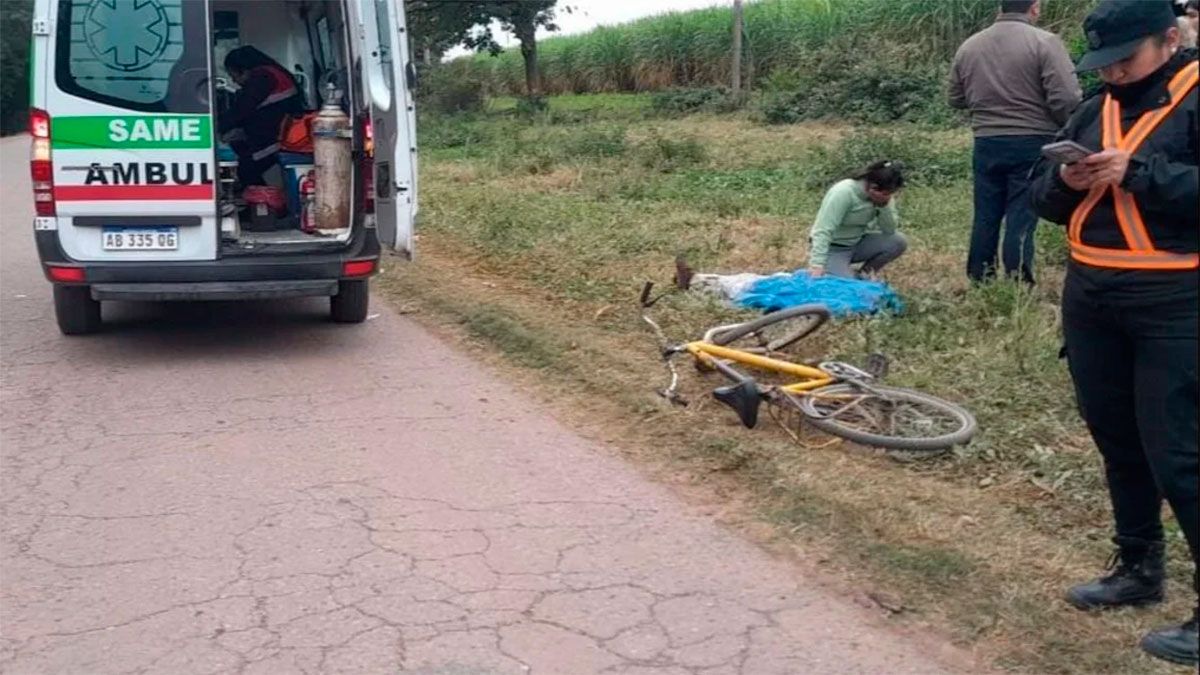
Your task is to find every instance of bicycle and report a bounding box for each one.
[639,282,977,452]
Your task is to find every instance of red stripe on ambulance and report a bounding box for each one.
[54,185,214,201]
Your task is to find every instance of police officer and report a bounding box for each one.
[1030,0,1197,665]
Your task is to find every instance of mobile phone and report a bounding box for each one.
[1041,140,1094,165]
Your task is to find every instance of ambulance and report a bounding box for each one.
[28,0,417,334]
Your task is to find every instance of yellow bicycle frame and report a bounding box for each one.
[685,342,835,394]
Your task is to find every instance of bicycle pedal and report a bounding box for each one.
[819,361,875,381]
[865,353,890,379]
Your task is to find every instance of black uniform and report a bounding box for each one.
[218,64,305,187]
[1030,49,1199,577]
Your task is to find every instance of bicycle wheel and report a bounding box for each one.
[711,304,831,353]
[797,383,976,452]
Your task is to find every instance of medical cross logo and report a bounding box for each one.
[84,0,170,72]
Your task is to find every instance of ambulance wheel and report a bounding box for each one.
[53,285,102,335]
[331,279,370,323]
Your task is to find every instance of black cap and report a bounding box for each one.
[1077,0,1178,72]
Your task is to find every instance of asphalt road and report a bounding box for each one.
[0,135,973,674]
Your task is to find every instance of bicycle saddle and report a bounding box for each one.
[712,380,761,429]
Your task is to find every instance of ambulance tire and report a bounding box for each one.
[331,279,370,323]
[53,285,102,335]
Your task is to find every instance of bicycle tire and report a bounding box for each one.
[711,304,831,353]
[797,383,976,451]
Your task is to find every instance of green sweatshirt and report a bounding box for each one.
[808,179,899,268]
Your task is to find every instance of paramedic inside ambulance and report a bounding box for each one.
[218,46,306,189]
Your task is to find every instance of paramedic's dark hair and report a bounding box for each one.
[225,46,284,76]
[224,46,302,93]
[1000,0,1037,14]
[853,160,906,191]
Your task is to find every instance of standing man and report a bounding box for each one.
[1030,0,1197,665]
[950,0,1082,284]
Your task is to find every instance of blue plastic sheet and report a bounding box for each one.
[734,270,904,317]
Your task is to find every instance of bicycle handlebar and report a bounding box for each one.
[638,281,688,406]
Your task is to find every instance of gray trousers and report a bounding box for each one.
[824,232,908,279]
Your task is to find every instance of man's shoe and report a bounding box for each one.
[1066,540,1165,610]
[1140,610,1199,666]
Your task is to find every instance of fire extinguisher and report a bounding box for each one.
[299,170,317,234]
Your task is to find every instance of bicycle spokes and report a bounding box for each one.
[807,391,959,440]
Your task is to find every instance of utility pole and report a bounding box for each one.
[731,0,743,100]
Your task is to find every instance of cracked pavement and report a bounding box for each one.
[0,136,976,674]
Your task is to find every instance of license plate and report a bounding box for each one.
[102,227,178,251]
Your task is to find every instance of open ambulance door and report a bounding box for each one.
[358,0,416,259]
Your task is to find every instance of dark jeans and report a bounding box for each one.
[968,135,1051,284]
[1062,271,1199,578]
[229,139,276,187]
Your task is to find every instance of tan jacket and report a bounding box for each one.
[949,14,1082,137]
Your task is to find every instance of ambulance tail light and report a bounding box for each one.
[46,266,85,283]
[342,259,376,278]
[30,108,55,217]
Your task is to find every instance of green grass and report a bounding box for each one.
[420,99,1137,513]
[866,541,976,583]
[461,0,1094,96]
[414,102,1093,488]
[488,92,654,115]
[462,307,562,369]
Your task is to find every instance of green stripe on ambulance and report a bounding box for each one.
[52,116,213,150]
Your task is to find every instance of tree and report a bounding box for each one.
[405,0,494,64]
[405,1,565,97]
[482,1,560,97]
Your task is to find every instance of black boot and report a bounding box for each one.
[1140,607,1199,666]
[1066,538,1165,610]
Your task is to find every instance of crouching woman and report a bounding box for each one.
[808,160,909,279]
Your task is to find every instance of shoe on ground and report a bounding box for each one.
[1140,610,1199,666]
[1066,541,1165,610]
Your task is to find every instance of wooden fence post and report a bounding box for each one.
[732,0,744,99]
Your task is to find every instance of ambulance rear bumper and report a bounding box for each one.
[89,280,339,301]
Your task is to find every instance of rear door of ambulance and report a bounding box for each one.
[40,0,217,263]
[358,0,416,259]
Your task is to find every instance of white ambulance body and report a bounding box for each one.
[29,0,416,334]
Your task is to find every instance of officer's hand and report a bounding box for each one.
[1081,149,1132,187]
[1059,161,1093,191]
[809,266,824,278]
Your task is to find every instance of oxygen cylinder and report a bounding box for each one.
[312,83,352,234]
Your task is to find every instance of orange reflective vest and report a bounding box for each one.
[279,112,316,154]
[1068,60,1199,271]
